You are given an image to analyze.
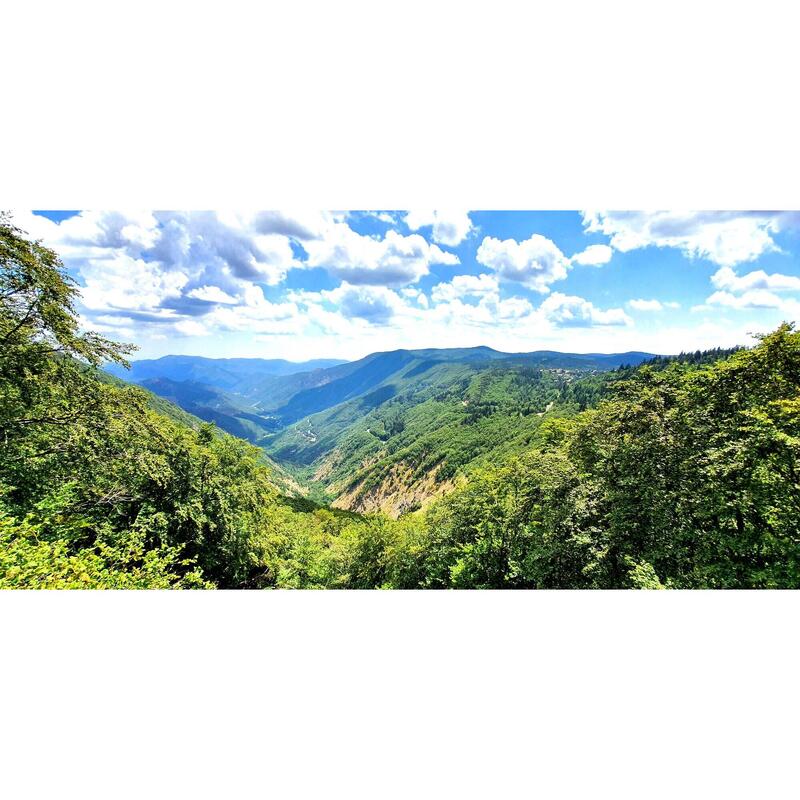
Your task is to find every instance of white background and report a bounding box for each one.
[2,1,800,797]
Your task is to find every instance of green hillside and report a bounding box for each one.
[117,343,658,514]
[264,360,592,512]
[114,343,660,441]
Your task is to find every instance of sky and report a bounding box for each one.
[14,210,800,361]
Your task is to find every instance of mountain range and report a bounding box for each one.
[108,346,659,513]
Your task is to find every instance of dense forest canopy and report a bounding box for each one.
[2,217,799,588]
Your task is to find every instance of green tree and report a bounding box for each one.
[0,217,277,588]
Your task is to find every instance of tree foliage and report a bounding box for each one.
[357,326,800,589]
[1,219,276,588]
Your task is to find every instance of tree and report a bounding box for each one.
[0,217,277,588]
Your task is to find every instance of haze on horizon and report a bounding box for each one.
[14,210,800,361]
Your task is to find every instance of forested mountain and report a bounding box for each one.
[112,342,661,510]
[266,362,592,512]
[117,345,658,428]
[3,217,800,589]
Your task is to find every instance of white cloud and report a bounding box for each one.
[711,265,800,293]
[628,298,664,312]
[15,210,298,312]
[571,244,613,267]
[404,210,474,247]
[696,266,800,318]
[208,304,303,336]
[320,283,407,325]
[291,272,536,335]
[582,211,800,267]
[364,211,397,225]
[13,210,466,343]
[290,282,417,327]
[250,210,332,240]
[426,295,533,328]
[704,289,800,315]
[201,284,304,335]
[174,319,210,337]
[13,209,320,342]
[426,273,534,327]
[16,209,792,361]
[430,273,499,303]
[481,294,533,322]
[400,287,430,308]
[476,234,570,293]
[22,210,299,286]
[302,224,459,286]
[187,285,239,304]
[539,293,632,327]
[154,212,297,286]
[78,253,189,313]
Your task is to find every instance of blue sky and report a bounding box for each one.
[17,210,800,360]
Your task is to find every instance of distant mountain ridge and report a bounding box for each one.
[106,354,347,389]
[110,348,660,424]
[107,345,655,436]
[106,353,343,386]
[400,345,657,368]
[111,346,657,385]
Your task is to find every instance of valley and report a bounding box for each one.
[109,346,659,514]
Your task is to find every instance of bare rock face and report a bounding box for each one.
[331,461,455,518]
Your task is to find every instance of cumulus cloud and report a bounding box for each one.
[480,294,533,322]
[476,234,570,293]
[77,253,189,314]
[571,244,613,267]
[291,271,536,334]
[711,265,800,293]
[16,209,298,302]
[362,211,398,225]
[151,211,298,286]
[16,210,161,259]
[703,289,800,315]
[174,319,210,337]
[539,293,632,327]
[202,284,302,335]
[400,287,430,308]
[12,211,314,340]
[301,224,459,286]
[186,285,239,304]
[251,210,330,240]
[628,298,664,311]
[582,211,800,267]
[426,294,533,329]
[697,263,800,318]
[289,282,415,327]
[404,210,474,247]
[26,210,779,358]
[320,283,406,325]
[12,210,468,341]
[430,273,499,303]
